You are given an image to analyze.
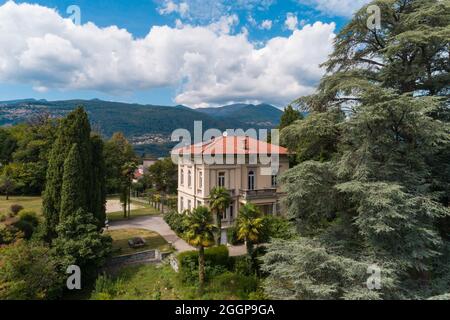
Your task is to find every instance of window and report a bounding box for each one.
[218,172,225,187]
[187,200,192,210]
[198,171,203,189]
[229,205,234,220]
[180,169,184,186]
[188,170,192,188]
[180,197,184,212]
[271,175,278,187]
[248,170,255,190]
[197,200,202,207]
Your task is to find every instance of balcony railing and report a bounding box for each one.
[239,188,277,200]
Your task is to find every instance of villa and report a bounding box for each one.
[172,135,289,241]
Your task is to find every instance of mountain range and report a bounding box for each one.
[0,99,283,156]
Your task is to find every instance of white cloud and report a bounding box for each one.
[284,13,298,31]
[159,1,189,17]
[260,20,272,30]
[0,1,335,107]
[297,0,371,17]
[157,0,276,23]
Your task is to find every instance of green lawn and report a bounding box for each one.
[0,196,43,216]
[90,264,258,300]
[106,228,172,256]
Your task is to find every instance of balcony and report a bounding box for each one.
[239,188,277,200]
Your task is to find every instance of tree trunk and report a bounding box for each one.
[198,246,205,294]
[122,193,127,218]
[6,192,9,200]
[128,186,131,218]
[216,211,222,246]
[246,238,254,273]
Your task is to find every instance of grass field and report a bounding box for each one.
[106,228,172,256]
[0,196,43,216]
[90,263,260,300]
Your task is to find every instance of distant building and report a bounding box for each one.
[142,157,158,172]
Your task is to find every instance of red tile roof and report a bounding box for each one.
[172,136,288,156]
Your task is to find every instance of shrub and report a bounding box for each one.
[90,274,124,299]
[0,241,63,300]
[260,215,296,242]
[231,256,252,275]
[178,246,230,284]
[227,226,244,245]
[208,272,259,299]
[13,210,39,240]
[164,210,187,235]
[9,204,24,216]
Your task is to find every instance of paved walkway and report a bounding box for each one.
[109,215,194,252]
[109,215,249,256]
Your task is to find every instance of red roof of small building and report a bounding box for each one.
[171,136,288,156]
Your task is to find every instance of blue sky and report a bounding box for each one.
[0,0,369,107]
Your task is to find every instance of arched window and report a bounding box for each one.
[180,169,184,186]
[248,170,255,190]
[188,170,192,188]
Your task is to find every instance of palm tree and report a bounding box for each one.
[209,187,232,245]
[184,206,217,293]
[236,203,264,272]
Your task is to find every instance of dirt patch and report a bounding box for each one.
[106,200,143,213]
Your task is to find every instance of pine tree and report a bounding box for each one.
[279,105,303,130]
[265,0,450,299]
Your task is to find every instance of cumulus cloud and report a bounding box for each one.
[0,1,335,107]
[297,0,371,17]
[260,20,272,30]
[284,13,298,31]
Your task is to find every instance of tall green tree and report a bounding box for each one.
[236,203,264,272]
[209,187,232,245]
[42,107,103,239]
[0,128,17,166]
[279,105,303,130]
[264,0,450,300]
[104,132,136,194]
[0,171,17,200]
[148,158,178,194]
[184,206,217,293]
[121,162,137,218]
[90,134,107,228]
[60,143,87,222]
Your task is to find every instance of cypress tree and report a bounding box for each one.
[90,134,107,228]
[60,143,87,221]
[42,107,93,240]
